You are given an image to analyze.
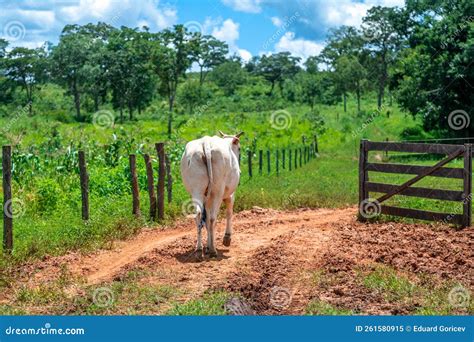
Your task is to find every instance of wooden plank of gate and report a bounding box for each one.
[366,182,464,202]
[375,147,465,205]
[367,141,463,154]
[366,163,464,179]
[381,205,464,225]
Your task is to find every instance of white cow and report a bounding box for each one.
[180,131,243,257]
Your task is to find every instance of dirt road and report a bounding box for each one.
[6,207,474,315]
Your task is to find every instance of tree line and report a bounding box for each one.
[0,0,472,138]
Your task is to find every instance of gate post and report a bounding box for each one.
[358,140,369,220]
[462,144,472,228]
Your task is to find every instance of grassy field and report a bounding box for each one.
[1,95,473,316]
[1,94,470,265]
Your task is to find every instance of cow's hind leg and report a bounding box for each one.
[205,197,222,258]
[223,195,234,247]
[193,195,206,255]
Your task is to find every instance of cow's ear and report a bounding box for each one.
[232,137,240,145]
[218,130,225,137]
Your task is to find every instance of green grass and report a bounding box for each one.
[359,265,473,315]
[306,300,354,315]
[167,291,231,316]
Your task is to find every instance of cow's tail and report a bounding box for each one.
[203,138,213,187]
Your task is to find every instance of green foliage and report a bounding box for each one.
[168,291,231,315]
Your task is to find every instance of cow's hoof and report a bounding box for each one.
[209,250,218,258]
[223,234,231,247]
[195,248,203,260]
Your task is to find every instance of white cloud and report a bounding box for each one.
[221,0,262,13]
[0,0,177,48]
[271,16,283,27]
[211,18,239,45]
[274,31,324,61]
[237,48,252,62]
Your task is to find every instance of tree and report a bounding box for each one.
[394,0,473,137]
[0,39,13,105]
[319,26,364,68]
[210,60,246,96]
[304,56,319,74]
[334,56,367,113]
[193,35,228,86]
[4,46,47,115]
[362,6,404,109]
[50,24,92,121]
[258,52,301,95]
[150,25,195,137]
[107,27,155,121]
[299,72,322,112]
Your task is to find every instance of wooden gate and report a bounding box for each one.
[358,140,472,228]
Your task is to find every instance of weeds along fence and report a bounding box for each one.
[1,136,319,254]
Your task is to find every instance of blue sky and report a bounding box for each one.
[0,0,405,61]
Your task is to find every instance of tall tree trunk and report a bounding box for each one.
[343,93,347,113]
[378,54,387,110]
[168,94,174,138]
[199,66,204,86]
[72,79,81,121]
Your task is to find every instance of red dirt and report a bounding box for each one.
[3,207,473,315]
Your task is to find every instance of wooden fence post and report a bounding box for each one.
[78,150,89,221]
[165,154,172,203]
[276,150,280,176]
[2,146,12,254]
[144,154,157,220]
[267,150,271,174]
[258,150,263,175]
[463,144,472,228]
[358,140,369,220]
[282,149,286,169]
[155,143,165,220]
[247,150,253,178]
[129,154,140,217]
[314,135,319,155]
[294,148,298,169]
[299,147,303,167]
[289,149,292,171]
